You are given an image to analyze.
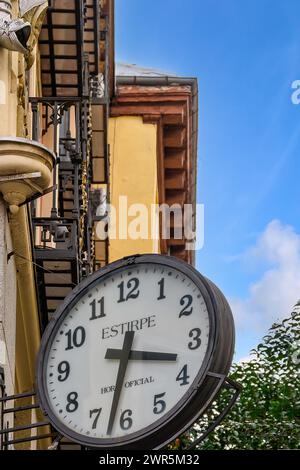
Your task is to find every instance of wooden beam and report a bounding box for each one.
[165,171,186,190]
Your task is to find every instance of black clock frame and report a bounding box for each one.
[36,254,235,450]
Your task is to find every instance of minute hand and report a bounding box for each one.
[106,331,135,435]
[105,349,177,361]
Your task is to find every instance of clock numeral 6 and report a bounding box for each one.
[65,326,86,351]
[153,393,166,414]
[188,328,202,350]
[120,409,133,430]
[117,278,140,303]
[179,295,193,318]
[58,361,70,382]
[66,392,79,413]
[176,364,190,386]
[89,408,102,429]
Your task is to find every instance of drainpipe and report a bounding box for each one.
[0,0,31,54]
[0,198,6,371]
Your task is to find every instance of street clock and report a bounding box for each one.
[36,254,235,449]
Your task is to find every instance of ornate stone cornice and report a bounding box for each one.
[0,137,55,214]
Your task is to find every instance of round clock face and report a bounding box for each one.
[37,255,233,449]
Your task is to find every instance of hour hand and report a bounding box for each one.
[105,349,177,362]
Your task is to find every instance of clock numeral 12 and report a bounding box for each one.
[117,278,140,303]
[89,297,106,320]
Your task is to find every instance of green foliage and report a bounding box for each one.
[184,304,300,449]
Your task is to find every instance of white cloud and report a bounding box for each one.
[238,355,256,364]
[230,220,300,333]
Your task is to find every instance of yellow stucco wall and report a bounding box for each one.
[0,49,18,137]
[108,116,160,262]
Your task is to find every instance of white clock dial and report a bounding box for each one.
[42,262,210,443]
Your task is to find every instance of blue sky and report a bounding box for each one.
[115,0,300,360]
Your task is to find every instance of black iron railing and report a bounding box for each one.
[0,378,241,450]
[0,391,54,450]
[29,94,94,329]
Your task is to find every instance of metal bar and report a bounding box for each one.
[35,265,51,333]
[36,269,72,274]
[72,102,81,218]
[0,172,42,182]
[40,54,79,59]
[30,97,82,103]
[34,251,78,261]
[0,367,4,450]
[46,9,56,97]
[75,0,84,97]
[42,70,79,74]
[72,162,79,218]
[82,53,90,98]
[43,283,74,288]
[32,217,76,222]
[47,8,76,14]
[4,403,40,414]
[103,15,109,101]
[45,295,69,300]
[39,40,78,45]
[93,0,100,75]
[31,100,39,141]
[0,420,49,435]
[42,84,79,89]
[51,102,58,217]
[82,99,89,163]
[3,433,56,447]
[207,371,226,380]
[185,378,242,450]
[42,24,76,30]
[0,390,36,403]
[77,100,82,157]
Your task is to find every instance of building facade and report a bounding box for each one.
[0,1,198,449]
